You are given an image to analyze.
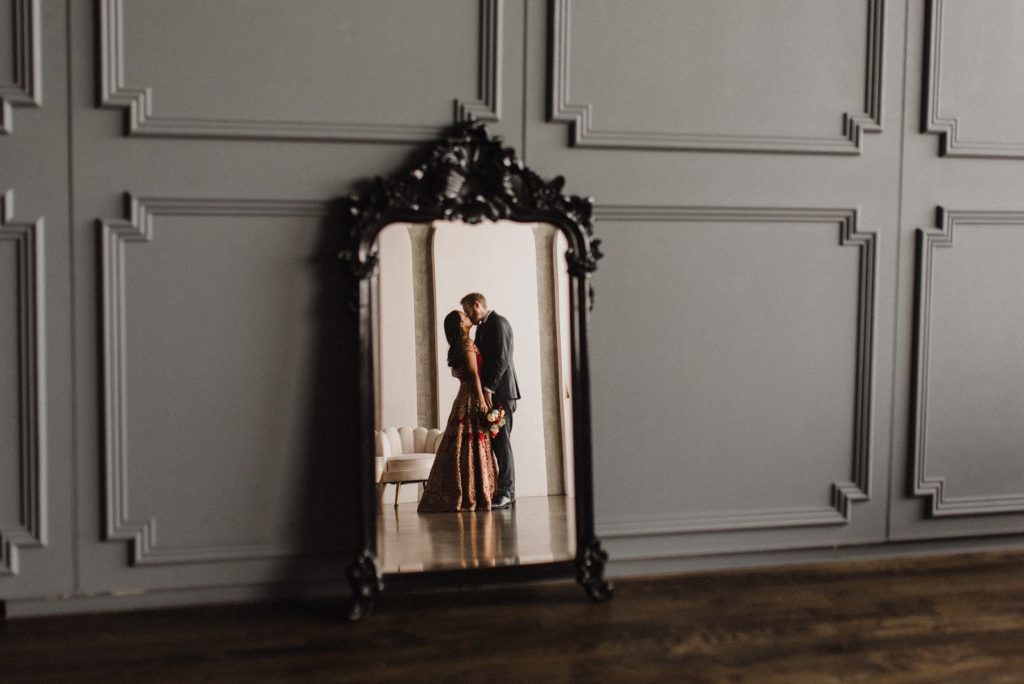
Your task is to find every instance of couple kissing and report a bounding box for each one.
[417,292,520,512]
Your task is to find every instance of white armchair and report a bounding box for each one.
[375,426,444,508]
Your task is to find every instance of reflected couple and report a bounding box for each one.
[418,293,518,513]
[373,220,576,574]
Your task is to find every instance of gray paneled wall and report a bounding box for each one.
[3,0,1024,615]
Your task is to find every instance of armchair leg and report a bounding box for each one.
[394,482,401,509]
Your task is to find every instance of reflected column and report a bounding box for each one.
[408,223,438,429]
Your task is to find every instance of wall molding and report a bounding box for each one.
[0,190,46,576]
[98,0,501,142]
[0,0,42,135]
[593,205,876,536]
[912,208,1024,516]
[922,0,1024,158]
[99,194,325,565]
[549,0,884,154]
[456,0,502,123]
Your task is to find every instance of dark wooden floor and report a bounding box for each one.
[4,551,1024,683]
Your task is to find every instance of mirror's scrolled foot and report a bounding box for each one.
[345,550,383,622]
[576,539,614,603]
[345,594,374,622]
[582,575,614,603]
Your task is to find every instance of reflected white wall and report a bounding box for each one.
[376,225,423,505]
[433,221,551,497]
[376,224,418,429]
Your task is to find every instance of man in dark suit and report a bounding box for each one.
[461,292,520,509]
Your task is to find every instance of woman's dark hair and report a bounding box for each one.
[444,310,465,369]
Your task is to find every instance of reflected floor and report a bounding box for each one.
[378,495,575,573]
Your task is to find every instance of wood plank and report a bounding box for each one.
[3,551,1024,682]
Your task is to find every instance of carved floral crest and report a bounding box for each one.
[337,120,602,279]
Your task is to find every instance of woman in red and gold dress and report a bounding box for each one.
[417,310,497,512]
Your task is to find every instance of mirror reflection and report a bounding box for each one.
[373,220,576,573]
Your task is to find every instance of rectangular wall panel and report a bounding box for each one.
[0,232,31,574]
[0,0,43,134]
[99,0,500,141]
[912,213,1024,516]
[550,0,882,153]
[589,209,880,554]
[99,199,323,566]
[924,0,1024,157]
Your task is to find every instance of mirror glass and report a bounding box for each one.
[372,220,577,573]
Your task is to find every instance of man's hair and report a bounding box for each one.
[460,292,487,308]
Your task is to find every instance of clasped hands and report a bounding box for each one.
[475,388,494,412]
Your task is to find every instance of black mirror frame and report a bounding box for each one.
[336,120,612,621]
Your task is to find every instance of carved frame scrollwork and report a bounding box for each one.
[336,120,611,620]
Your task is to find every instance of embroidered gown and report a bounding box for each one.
[417,340,497,512]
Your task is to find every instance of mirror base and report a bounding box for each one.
[345,549,383,622]
[576,539,614,602]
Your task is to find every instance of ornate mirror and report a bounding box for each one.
[337,121,611,620]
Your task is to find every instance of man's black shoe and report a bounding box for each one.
[492,493,513,509]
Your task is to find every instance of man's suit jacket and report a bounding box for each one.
[474,311,520,409]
